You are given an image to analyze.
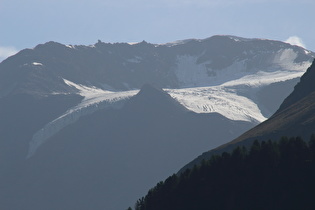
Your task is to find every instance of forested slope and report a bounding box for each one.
[135,136,315,210]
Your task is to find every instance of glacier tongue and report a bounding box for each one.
[27,80,138,158]
[166,68,308,123]
[166,86,266,123]
[167,48,312,122]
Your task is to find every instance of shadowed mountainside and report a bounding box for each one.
[180,59,315,173]
[0,85,253,210]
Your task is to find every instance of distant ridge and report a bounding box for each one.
[1,35,313,95]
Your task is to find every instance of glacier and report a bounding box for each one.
[27,80,138,158]
[27,43,313,158]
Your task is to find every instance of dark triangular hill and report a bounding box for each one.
[124,84,189,113]
[0,85,253,210]
[180,59,315,173]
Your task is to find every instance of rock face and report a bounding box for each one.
[180,59,315,173]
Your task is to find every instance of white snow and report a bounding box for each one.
[32,62,43,66]
[175,55,252,87]
[272,49,311,71]
[66,45,75,49]
[229,37,241,42]
[165,68,305,123]
[165,69,305,123]
[167,49,312,122]
[305,50,311,55]
[166,86,266,123]
[222,70,304,88]
[174,49,310,89]
[27,79,138,158]
[128,42,139,45]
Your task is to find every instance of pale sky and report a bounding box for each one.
[0,0,314,61]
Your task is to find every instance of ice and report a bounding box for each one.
[166,49,312,122]
[166,86,266,123]
[27,79,138,158]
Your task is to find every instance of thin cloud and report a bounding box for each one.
[0,46,18,62]
[285,36,306,48]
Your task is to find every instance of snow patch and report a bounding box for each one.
[174,55,250,87]
[273,49,311,71]
[304,50,311,55]
[175,55,209,86]
[66,45,75,49]
[32,62,43,66]
[229,37,241,42]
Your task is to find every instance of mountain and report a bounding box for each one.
[135,136,315,210]
[0,35,314,209]
[1,36,313,94]
[1,36,314,159]
[180,59,315,173]
[1,35,312,165]
[0,84,253,210]
[134,60,315,210]
[1,35,314,121]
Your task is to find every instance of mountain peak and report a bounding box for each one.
[34,41,66,50]
[276,59,315,113]
[125,84,188,113]
[137,83,164,96]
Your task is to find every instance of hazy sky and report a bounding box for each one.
[0,0,314,61]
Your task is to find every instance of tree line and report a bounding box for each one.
[131,135,315,210]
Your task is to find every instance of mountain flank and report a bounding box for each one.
[0,85,253,210]
[180,59,315,173]
[135,136,315,210]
